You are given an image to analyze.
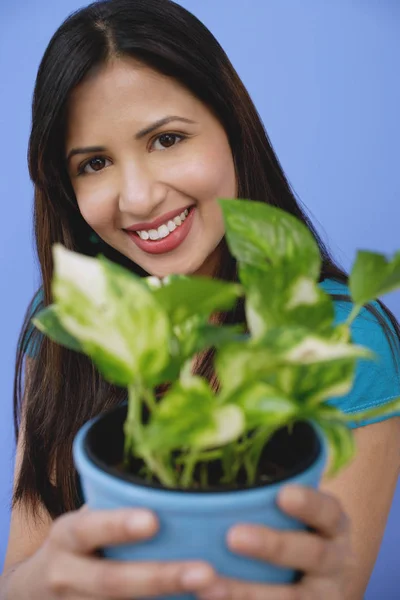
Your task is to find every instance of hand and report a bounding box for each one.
[197,485,356,600]
[7,504,218,599]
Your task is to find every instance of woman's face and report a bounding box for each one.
[65,57,237,278]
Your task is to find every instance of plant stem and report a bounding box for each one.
[244,427,274,485]
[200,462,208,487]
[180,450,200,488]
[220,442,242,485]
[140,448,177,488]
[123,383,143,469]
[345,304,362,327]
[125,382,146,447]
[125,383,176,488]
[175,449,222,464]
[142,387,158,412]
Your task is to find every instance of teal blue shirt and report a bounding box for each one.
[24,279,400,428]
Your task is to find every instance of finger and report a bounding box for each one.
[226,524,341,575]
[47,551,217,598]
[50,507,159,553]
[198,576,301,600]
[277,485,349,538]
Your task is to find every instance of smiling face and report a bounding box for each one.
[65,57,237,278]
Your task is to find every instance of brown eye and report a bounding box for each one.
[152,133,186,151]
[158,134,177,148]
[79,157,111,175]
[89,158,106,171]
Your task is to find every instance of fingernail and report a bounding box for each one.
[180,565,213,589]
[198,583,229,600]
[126,510,155,532]
[279,486,305,506]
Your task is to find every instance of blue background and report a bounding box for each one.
[1,1,399,596]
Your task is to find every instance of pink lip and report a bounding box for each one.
[125,206,196,255]
[125,204,194,233]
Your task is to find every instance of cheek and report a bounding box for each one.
[75,184,116,231]
[174,149,235,199]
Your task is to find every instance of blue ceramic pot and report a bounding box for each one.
[73,403,327,600]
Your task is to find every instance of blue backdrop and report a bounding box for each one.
[1,1,399,597]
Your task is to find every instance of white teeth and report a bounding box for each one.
[173,215,182,226]
[136,207,192,241]
[158,224,169,239]
[167,220,176,232]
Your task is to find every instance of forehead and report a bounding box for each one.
[66,57,204,138]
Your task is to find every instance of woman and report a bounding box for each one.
[3,0,400,598]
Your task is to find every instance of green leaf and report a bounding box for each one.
[143,376,244,452]
[281,332,375,365]
[216,341,278,398]
[152,275,242,325]
[219,198,321,278]
[216,325,372,410]
[343,397,400,424]
[287,358,357,406]
[311,404,348,423]
[175,320,244,357]
[140,274,242,385]
[52,282,137,386]
[49,245,170,386]
[316,419,356,476]
[253,324,374,367]
[239,264,334,338]
[349,250,400,306]
[230,382,299,430]
[143,377,215,452]
[99,257,171,384]
[195,404,245,450]
[153,319,244,387]
[33,306,82,353]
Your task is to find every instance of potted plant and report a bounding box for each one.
[33,198,400,598]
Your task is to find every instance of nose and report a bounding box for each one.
[118,160,166,218]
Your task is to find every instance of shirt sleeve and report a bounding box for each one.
[326,289,400,429]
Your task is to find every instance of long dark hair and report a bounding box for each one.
[13,0,400,521]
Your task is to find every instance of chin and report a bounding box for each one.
[145,255,208,279]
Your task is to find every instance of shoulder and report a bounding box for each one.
[319,278,400,427]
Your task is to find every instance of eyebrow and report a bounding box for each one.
[66,115,197,163]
